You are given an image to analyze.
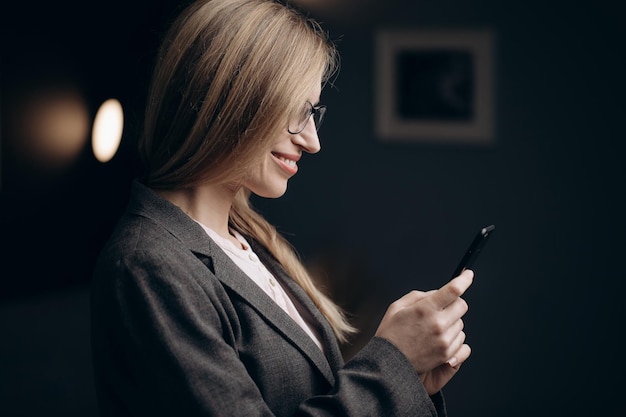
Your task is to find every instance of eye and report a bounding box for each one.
[299,102,313,121]
[288,102,314,134]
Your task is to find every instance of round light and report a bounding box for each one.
[92,98,124,163]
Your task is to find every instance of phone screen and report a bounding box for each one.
[451,224,495,279]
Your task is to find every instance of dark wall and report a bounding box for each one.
[257,1,626,415]
[1,0,624,416]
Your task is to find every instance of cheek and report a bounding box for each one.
[244,155,289,198]
[244,155,272,187]
[243,151,269,177]
[254,154,272,177]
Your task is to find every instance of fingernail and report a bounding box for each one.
[447,357,458,367]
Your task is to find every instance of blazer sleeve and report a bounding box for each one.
[301,336,446,416]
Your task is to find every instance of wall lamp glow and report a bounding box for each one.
[92,98,124,163]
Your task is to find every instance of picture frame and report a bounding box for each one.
[375,29,495,144]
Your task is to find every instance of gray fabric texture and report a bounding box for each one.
[90,180,446,416]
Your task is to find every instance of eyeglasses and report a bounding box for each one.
[287,101,327,134]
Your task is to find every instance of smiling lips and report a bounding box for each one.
[272,152,299,175]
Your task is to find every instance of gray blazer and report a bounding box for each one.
[90,181,446,416]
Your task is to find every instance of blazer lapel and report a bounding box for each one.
[127,181,338,385]
[249,241,345,372]
[208,242,336,386]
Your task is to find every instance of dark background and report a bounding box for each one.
[1,0,625,416]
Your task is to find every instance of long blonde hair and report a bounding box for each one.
[138,0,355,342]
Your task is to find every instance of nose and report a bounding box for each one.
[292,117,321,154]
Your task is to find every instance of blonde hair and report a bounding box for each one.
[138,0,355,342]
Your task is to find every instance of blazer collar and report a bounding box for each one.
[126,180,340,385]
[126,180,220,257]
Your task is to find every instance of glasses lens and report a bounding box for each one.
[288,102,313,134]
[287,102,327,134]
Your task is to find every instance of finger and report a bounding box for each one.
[429,269,474,310]
[444,296,469,319]
[446,326,466,356]
[447,318,465,340]
[447,343,472,369]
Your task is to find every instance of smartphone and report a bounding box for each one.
[451,224,495,279]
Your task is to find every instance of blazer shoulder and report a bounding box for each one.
[93,213,216,290]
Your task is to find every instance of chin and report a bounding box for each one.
[257,190,288,199]
[250,184,288,199]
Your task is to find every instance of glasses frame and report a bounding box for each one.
[287,101,327,134]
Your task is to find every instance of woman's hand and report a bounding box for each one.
[419,341,471,395]
[374,269,474,394]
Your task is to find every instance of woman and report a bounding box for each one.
[90,0,473,415]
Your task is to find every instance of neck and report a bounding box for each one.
[156,183,238,238]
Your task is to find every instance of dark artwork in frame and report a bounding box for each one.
[395,50,475,122]
[375,29,494,144]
